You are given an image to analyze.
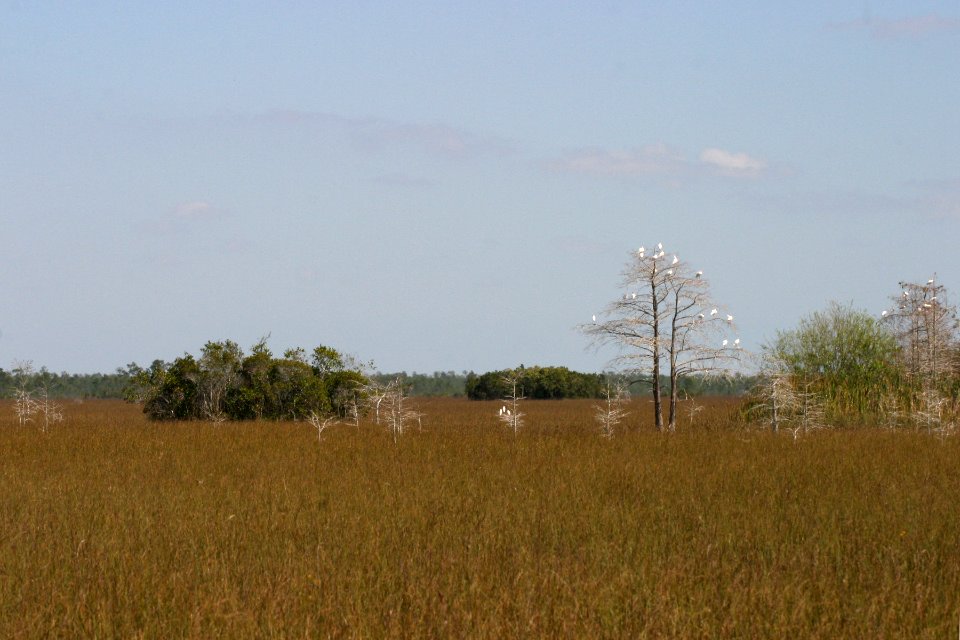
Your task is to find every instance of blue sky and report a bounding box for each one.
[2,1,958,374]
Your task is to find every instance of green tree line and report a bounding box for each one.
[0,368,132,399]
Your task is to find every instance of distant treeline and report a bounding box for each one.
[372,372,470,397]
[0,365,753,402]
[0,368,132,399]
[464,367,754,401]
[466,366,607,400]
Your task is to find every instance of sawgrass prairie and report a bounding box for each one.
[0,399,957,638]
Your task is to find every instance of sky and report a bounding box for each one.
[1,1,959,374]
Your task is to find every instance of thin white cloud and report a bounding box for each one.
[827,13,960,39]
[552,144,766,181]
[173,200,219,218]
[551,144,686,178]
[699,147,766,177]
[252,109,512,159]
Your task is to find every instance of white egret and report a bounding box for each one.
[671,255,679,265]
[726,314,734,322]
[734,338,740,347]
[928,279,935,284]
[657,242,663,251]
[722,339,728,347]
[631,292,637,299]
[710,308,718,316]
[881,310,888,317]
[666,269,673,276]
[592,314,596,323]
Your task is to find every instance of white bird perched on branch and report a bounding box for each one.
[734,338,740,347]
[722,339,728,347]
[928,279,935,284]
[671,255,679,265]
[631,292,636,299]
[592,314,597,323]
[638,246,645,257]
[695,271,703,278]
[710,308,718,316]
[881,310,888,317]
[657,242,663,251]
[666,269,673,276]
[726,314,734,322]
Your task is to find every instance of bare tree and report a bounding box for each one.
[593,378,630,438]
[10,361,63,431]
[362,381,390,426]
[12,361,38,427]
[750,351,827,439]
[582,243,740,431]
[750,353,798,434]
[34,369,64,432]
[306,411,337,442]
[883,276,959,431]
[382,376,422,442]
[497,371,525,435]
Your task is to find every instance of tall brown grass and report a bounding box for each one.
[0,399,956,638]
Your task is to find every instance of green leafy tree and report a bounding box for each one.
[127,338,367,422]
[767,302,899,422]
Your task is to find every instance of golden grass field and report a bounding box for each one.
[0,398,957,638]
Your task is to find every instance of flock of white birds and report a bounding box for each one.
[592,243,742,350]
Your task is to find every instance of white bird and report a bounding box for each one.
[631,292,637,299]
[710,308,718,316]
[657,242,663,251]
[722,339,728,347]
[671,255,679,265]
[734,338,740,347]
[592,314,597,323]
[666,269,673,276]
[695,270,703,278]
[726,314,734,322]
[928,279,935,285]
[881,310,888,317]
[506,410,511,416]
[638,245,645,255]
[923,303,932,308]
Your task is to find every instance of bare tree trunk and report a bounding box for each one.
[651,272,663,431]
[668,369,679,431]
